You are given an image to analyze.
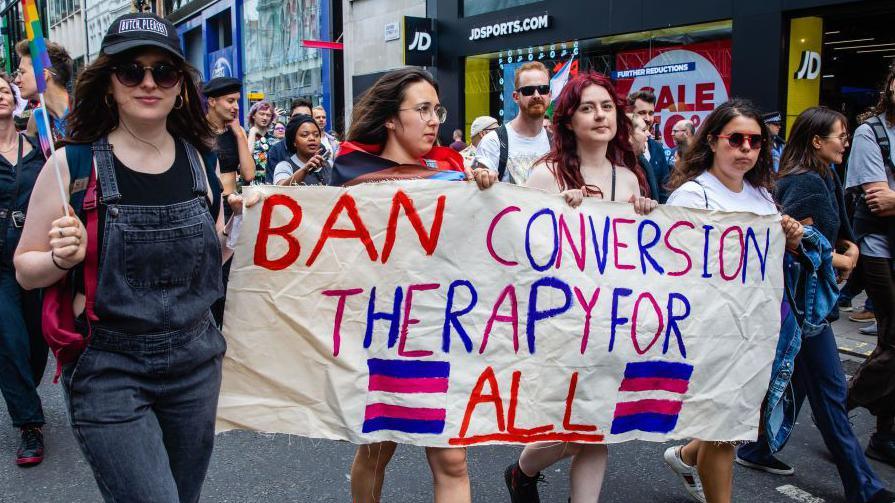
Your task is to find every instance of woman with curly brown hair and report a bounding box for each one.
[14,13,258,502]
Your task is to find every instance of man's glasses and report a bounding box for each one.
[516,85,550,97]
[717,132,764,150]
[399,103,447,124]
[112,63,182,89]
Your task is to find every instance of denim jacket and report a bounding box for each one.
[763,226,837,452]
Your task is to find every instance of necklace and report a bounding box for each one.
[0,139,18,153]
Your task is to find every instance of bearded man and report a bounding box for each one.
[475,61,552,185]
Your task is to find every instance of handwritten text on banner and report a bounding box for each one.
[216,181,783,447]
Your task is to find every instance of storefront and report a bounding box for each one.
[169,0,242,82]
[784,1,895,133]
[429,0,886,146]
[464,21,732,151]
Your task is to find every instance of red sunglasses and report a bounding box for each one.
[717,132,764,150]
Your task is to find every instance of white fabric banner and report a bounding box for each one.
[217,181,784,447]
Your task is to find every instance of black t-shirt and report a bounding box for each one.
[215,127,240,174]
[97,140,220,250]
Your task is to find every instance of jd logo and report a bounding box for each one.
[408,32,431,51]
[794,50,821,80]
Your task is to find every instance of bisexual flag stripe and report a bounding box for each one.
[610,413,680,434]
[363,417,446,434]
[365,403,446,422]
[614,399,682,417]
[364,359,450,436]
[623,361,694,380]
[367,359,450,379]
[612,361,693,435]
[618,378,689,394]
[368,375,448,393]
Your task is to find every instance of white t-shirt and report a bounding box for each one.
[845,117,895,258]
[475,123,550,184]
[273,154,306,185]
[666,172,777,215]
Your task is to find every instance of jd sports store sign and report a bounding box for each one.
[468,14,550,41]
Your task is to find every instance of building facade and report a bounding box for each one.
[84,0,130,62]
[0,0,44,73]
[342,0,425,123]
[47,0,87,69]
[242,0,331,114]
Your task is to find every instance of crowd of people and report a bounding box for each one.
[0,10,893,503]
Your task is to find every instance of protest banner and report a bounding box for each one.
[217,181,784,447]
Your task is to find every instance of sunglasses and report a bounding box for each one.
[112,63,182,89]
[716,132,764,150]
[516,85,550,97]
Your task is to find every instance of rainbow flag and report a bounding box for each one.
[21,0,52,94]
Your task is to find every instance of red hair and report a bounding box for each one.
[543,71,649,198]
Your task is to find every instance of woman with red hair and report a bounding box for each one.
[503,71,656,503]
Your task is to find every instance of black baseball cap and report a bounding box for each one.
[100,13,183,61]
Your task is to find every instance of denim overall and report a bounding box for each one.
[62,138,225,503]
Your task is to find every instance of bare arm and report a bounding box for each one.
[14,148,86,290]
[863,181,895,217]
[524,162,561,194]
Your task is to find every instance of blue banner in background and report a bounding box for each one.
[208,46,237,79]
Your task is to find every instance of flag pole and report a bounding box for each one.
[37,92,69,216]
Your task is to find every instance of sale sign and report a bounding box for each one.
[217,181,782,447]
[614,40,732,149]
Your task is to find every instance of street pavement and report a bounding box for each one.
[1,298,893,502]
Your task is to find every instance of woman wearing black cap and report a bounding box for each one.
[203,76,255,194]
[272,114,331,186]
[14,12,259,502]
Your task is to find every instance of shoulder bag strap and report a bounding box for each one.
[692,179,710,209]
[497,124,509,181]
[867,115,894,173]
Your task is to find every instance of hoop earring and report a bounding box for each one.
[174,95,184,109]
[104,95,115,109]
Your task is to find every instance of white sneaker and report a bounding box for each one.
[663,445,706,503]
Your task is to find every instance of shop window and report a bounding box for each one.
[464,0,541,18]
[464,20,732,152]
[242,0,324,110]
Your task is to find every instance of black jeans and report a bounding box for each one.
[849,256,895,430]
[0,267,45,427]
[62,317,225,503]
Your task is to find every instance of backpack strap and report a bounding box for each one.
[497,123,509,182]
[64,143,94,217]
[866,115,894,173]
